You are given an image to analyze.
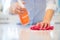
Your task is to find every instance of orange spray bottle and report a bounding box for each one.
[17,0,30,25]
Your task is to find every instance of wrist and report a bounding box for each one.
[43,19,51,23]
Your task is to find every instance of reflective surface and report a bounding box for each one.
[0,24,60,40]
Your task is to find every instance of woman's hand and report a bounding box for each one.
[36,9,54,29]
[36,21,50,29]
[9,1,25,14]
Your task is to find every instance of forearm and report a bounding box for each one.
[43,9,54,22]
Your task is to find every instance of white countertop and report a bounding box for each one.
[0,24,59,40]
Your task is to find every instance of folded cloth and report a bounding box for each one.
[30,24,54,30]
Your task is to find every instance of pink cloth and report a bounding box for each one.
[30,24,54,30]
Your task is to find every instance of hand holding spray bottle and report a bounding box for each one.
[17,0,30,25]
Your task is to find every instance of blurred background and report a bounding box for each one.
[0,0,60,40]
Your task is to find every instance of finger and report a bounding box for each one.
[11,2,21,10]
[15,3,22,10]
[40,22,44,29]
[15,2,25,9]
[14,3,21,10]
[42,23,45,28]
[9,3,21,14]
[15,9,21,14]
[9,7,16,14]
[16,9,24,14]
[36,23,40,26]
[43,23,48,29]
[47,23,50,28]
[36,23,41,28]
[22,1,26,4]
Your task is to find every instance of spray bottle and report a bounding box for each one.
[17,0,30,25]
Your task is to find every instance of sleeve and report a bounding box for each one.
[46,0,57,11]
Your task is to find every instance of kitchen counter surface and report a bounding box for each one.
[0,24,59,40]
